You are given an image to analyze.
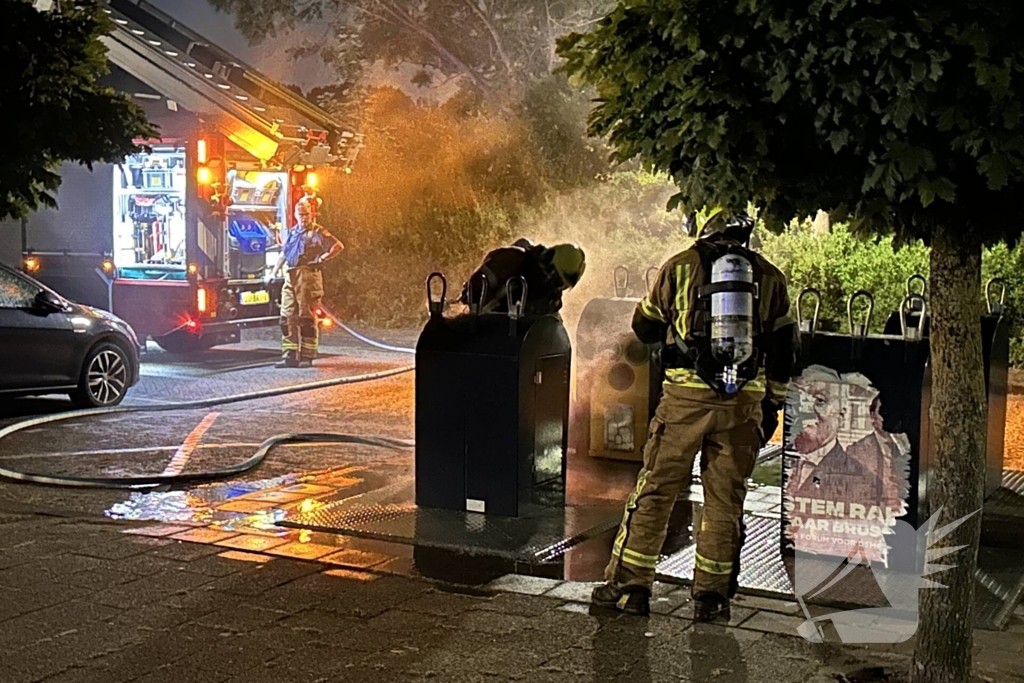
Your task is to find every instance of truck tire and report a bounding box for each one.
[71,342,132,408]
[153,331,217,354]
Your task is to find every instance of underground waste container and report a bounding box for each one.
[781,288,1008,567]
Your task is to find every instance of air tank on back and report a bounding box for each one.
[709,253,755,393]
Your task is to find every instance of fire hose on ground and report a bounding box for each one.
[0,320,417,489]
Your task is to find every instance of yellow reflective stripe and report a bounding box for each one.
[613,470,650,550]
[664,369,767,394]
[673,264,690,340]
[612,542,660,569]
[639,297,667,323]
[695,553,733,575]
[282,342,299,350]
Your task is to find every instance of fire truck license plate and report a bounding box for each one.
[240,290,270,305]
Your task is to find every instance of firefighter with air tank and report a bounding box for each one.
[592,210,797,622]
[267,194,343,368]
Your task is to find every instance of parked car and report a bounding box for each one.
[0,263,140,407]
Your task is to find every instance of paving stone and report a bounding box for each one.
[68,540,154,561]
[522,607,606,640]
[223,645,370,683]
[6,622,145,683]
[207,560,322,597]
[178,553,257,578]
[571,613,689,658]
[367,606,447,634]
[63,567,145,592]
[537,643,636,678]
[394,589,488,617]
[150,541,228,562]
[733,594,802,615]
[127,536,176,549]
[324,568,380,582]
[91,570,215,609]
[3,599,122,652]
[159,584,247,615]
[320,547,391,569]
[99,552,186,577]
[556,602,591,614]
[484,574,564,596]
[542,580,601,603]
[213,534,290,553]
[458,609,536,635]
[121,524,195,538]
[737,610,808,637]
[109,604,193,633]
[130,663,231,683]
[196,605,289,632]
[974,628,1024,653]
[671,603,756,627]
[275,609,362,639]
[32,553,110,577]
[471,591,564,619]
[0,562,66,589]
[651,588,694,616]
[172,627,296,676]
[312,575,431,618]
[0,586,61,624]
[4,645,81,683]
[265,541,339,561]
[32,665,108,683]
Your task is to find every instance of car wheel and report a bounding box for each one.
[153,330,217,354]
[71,342,131,408]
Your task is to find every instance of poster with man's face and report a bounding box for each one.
[783,365,911,564]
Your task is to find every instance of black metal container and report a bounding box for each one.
[415,275,572,517]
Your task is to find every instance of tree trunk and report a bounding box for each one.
[912,225,987,683]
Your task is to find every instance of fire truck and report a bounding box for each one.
[18,0,362,352]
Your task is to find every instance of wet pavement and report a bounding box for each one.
[1,326,1023,681]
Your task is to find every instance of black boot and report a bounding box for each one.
[591,583,650,616]
[693,592,731,622]
[275,353,299,369]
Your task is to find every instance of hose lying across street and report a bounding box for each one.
[0,322,417,489]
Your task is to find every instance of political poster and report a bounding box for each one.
[783,365,912,564]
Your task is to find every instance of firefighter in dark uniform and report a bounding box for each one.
[459,241,586,316]
[267,196,343,368]
[591,211,796,621]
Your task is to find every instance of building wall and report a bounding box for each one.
[22,162,115,256]
[0,218,20,267]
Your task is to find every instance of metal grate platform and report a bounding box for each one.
[1002,469,1024,496]
[278,479,622,563]
[657,514,793,596]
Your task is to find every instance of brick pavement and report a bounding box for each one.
[1,511,1021,683]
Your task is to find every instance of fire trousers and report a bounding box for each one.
[280,265,323,361]
[605,384,763,597]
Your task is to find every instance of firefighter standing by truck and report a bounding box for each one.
[591,211,796,621]
[267,196,343,368]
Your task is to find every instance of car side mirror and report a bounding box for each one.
[34,290,67,313]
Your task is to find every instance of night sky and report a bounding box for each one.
[146,0,335,90]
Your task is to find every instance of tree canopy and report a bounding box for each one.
[206,0,611,98]
[557,0,1024,245]
[1,0,154,221]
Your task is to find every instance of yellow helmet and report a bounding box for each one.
[547,243,586,288]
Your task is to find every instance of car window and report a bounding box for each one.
[0,269,39,309]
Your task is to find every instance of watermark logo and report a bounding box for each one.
[793,507,980,643]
